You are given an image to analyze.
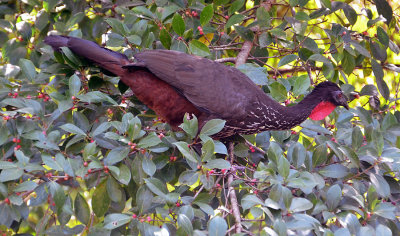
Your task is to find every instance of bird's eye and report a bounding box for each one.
[337,93,343,98]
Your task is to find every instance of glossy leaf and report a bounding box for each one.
[172,13,185,36]
[208,216,228,236]
[200,4,214,26]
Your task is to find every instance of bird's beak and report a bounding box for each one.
[342,94,349,110]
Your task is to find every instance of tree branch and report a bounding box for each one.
[228,142,242,233]
[235,41,253,67]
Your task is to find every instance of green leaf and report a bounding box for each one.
[105,18,128,36]
[0,161,17,169]
[256,7,271,27]
[343,4,357,25]
[92,180,110,217]
[15,181,38,192]
[269,82,287,102]
[277,157,290,179]
[225,14,245,29]
[172,13,185,36]
[159,29,171,49]
[178,170,199,186]
[179,114,198,139]
[77,91,117,105]
[373,0,393,24]
[126,35,142,45]
[174,141,200,163]
[142,157,156,176]
[320,0,331,8]
[350,41,371,58]
[374,202,396,220]
[204,159,231,169]
[278,54,298,67]
[104,213,132,230]
[138,132,162,148]
[51,182,66,215]
[234,25,254,41]
[377,26,389,47]
[60,123,86,136]
[107,177,123,202]
[178,214,193,235]
[308,54,331,64]
[293,75,310,96]
[103,147,130,166]
[0,168,23,182]
[319,164,349,178]
[19,58,37,81]
[369,173,390,198]
[200,119,226,137]
[208,216,228,236]
[145,178,168,197]
[228,0,245,15]
[69,74,81,97]
[242,194,264,210]
[370,41,387,61]
[189,40,210,57]
[74,193,90,225]
[289,197,313,212]
[200,4,214,26]
[312,144,327,167]
[371,59,390,100]
[326,184,342,211]
[60,47,82,67]
[341,51,355,75]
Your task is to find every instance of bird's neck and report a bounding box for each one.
[256,92,335,130]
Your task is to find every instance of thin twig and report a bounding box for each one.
[235,41,253,66]
[227,142,242,233]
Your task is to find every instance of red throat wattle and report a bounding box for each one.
[309,101,336,120]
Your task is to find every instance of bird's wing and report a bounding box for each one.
[132,50,266,119]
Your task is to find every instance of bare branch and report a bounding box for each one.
[228,142,242,233]
[235,41,253,67]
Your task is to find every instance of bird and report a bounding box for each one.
[44,35,349,139]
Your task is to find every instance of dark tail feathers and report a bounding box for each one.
[44,35,130,76]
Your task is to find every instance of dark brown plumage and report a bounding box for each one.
[44,35,349,138]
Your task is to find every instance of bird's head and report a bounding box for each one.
[308,81,349,120]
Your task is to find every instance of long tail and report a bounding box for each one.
[44,35,130,76]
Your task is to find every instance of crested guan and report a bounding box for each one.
[44,35,349,138]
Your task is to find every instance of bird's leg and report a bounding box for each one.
[227,142,243,233]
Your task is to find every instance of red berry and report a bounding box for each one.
[158,133,165,139]
[12,138,17,143]
[209,170,214,174]
[176,202,181,207]
[132,214,137,218]
[216,184,221,187]
[140,218,145,223]
[88,169,92,173]
[331,137,337,143]
[391,105,396,110]
[37,93,44,98]
[83,161,88,167]
[8,92,12,96]
[363,31,368,36]
[71,96,76,100]
[26,95,32,99]
[225,15,229,19]
[291,130,297,135]
[354,94,360,99]
[220,32,225,36]
[147,216,151,222]
[4,198,10,205]
[3,116,10,121]
[107,108,113,115]
[221,169,227,174]
[342,31,347,35]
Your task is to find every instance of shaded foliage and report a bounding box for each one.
[0,0,400,235]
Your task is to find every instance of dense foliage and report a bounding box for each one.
[0,0,400,235]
